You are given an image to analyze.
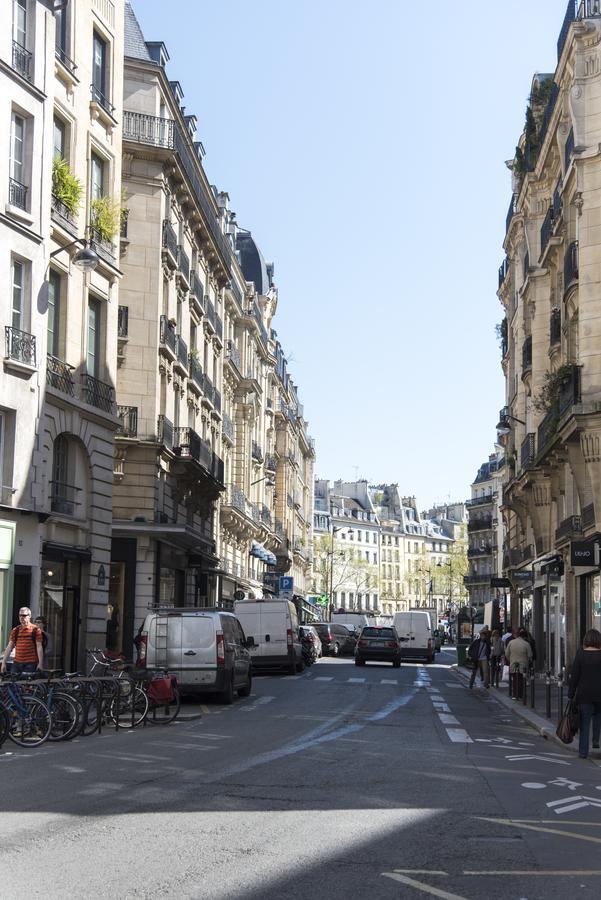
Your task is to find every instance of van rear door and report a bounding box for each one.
[148,613,182,671]
[260,603,288,659]
[181,614,218,686]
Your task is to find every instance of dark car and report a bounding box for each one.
[354,625,404,667]
[313,623,356,656]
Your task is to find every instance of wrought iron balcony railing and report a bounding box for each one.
[50,480,80,516]
[46,355,74,395]
[565,127,575,170]
[9,177,27,211]
[89,227,116,263]
[51,194,76,229]
[558,364,581,416]
[555,515,582,542]
[520,432,536,469]
[55,46,77,75]
[175,334,188,370]
[213,388,221,413]
[467,516,493,532]
[582,503,596,530]
[225,483,247,514]
[12,41,31,81]
[177,245,190,286]
[222,412,235,443]
[226,340,241,371]
[159,315,176,355]
[537,406,558,461]
[5,326,36,366]
[116,405,138,437]
[190,271,203,304]
[118,305,129,338]
[157,415,173,450]
[265,453,277,472]
[162,220,178,262]
[540,206,554,257]
[82,373,114,413]
[188,354,203,391]
[215,313,223,340]
[275,519,284,539]
[90,84,115,115]
[252,441,263,463]
[202,372,214,405]
[466,495,495,508]
[173,427,203,463]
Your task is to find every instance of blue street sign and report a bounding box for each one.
[279,576,293,592]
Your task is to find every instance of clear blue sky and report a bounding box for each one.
[132,0,571,506]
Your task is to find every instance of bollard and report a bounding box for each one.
[545,672,552,720]
[530,670,536,709]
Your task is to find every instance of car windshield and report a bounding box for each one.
[361,627,394,638]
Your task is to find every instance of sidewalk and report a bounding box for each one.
[452,663,601,764]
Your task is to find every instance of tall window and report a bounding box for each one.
[10,113,25,185]
[90,153,104,201]
[51,434,71,514]
[47,270,61,357]
[92,32,107,100]
[53,117,65,160]
[55,4,66,54]
[87,298,100,377]
[11,260,24,330]
[13,0,27,47]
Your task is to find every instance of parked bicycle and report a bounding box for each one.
[0,675,51,747]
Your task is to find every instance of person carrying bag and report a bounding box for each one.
[567,628,601,759]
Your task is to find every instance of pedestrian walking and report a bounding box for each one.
[489,629,504,687]
[567,628,601,759]
[468,629,491,689]
[505,628,532,700]
[1,607,44,676]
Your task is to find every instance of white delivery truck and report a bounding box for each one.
[331,612,370,635]
[393,610,435,663]
[409,608,442,652]
[234,597,303,674]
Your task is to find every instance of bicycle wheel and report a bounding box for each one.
[108,685,148,728]
[148,686,181,725]
[8,696,51,747]
[49,692,81,741]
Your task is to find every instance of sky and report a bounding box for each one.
[132,0,572,507]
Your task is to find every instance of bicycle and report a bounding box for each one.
[0,676,51,747]
[139,669,181,724]
[26,672,84,741]
[85,649,148,729]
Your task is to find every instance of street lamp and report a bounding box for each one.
[496,409,525,437]
[50,236,100,272]
[250,476,275,487]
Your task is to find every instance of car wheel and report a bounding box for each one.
[238,671,252,698]
[220,672,235,705]
[392,659,401,668]
[331,643,340,657]
[425,654,434,664]
[296,657,305,673]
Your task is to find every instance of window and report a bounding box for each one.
[11,260,24,330]
[10,112,25,190]
[87,297,100,377]
[13,0,26,48]
[357,531,362,542]
[92,31,107,102]
[53,116,66,160]
[90,152,104,201]
[47,270,61,357]
[51,434,72,514]
[55,4,66,54]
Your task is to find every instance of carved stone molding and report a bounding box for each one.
[581,430,601,463]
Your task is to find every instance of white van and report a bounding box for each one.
[331,612,369,635]
[234,598,303,674]
[136,608,252,701]
[393,611,435,663]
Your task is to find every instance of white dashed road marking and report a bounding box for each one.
[438,713,460,726]
[446,728,473,743]
[314,677,334,682]
[381,679,398,685]
[348,678,366,683]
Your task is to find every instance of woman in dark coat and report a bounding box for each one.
[568,628,601,759]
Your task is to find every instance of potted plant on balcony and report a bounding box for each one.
[52,156,82,217]
[90,195,121,244]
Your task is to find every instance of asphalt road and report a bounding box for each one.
[1,648,601,899]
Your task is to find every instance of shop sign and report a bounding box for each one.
[570,540,600,567]
[491,577,512,588]
[511,570,533,585]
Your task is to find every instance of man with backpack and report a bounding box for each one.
[1,607,44,676]
[467,629,491,689]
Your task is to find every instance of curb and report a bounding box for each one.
[450,664,601,765]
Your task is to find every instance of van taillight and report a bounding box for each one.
[286,628,293,648]
[138,634,148,666]
[358,639,367,647]
[216,633,225,665]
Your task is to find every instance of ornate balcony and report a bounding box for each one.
[174,334,188,372]
[540,206,554,257]
[162,220,178,266]
[188,354,203,392]
[466,495,494,508]
[46,355,74,395]
[8,177,27,211]
[176,245,190,288]
[122,111,175,148]
[159,315,176,357]
[157,415,173,450]
[82,373,114,413]
[12,41,31,81]
[55,46,77,76]
[226,340,241,371]
[555,515,582,542]
[89,227,116,264]
[467,516,493,532]
[116,405,138,437]
[5,326,36,367]
[252,441,263,463]
[51,194,76,231]
[222,412,235,443]
[265,453,277,472]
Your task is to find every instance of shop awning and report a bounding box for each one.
[250,541,277,566]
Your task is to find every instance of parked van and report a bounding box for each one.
[234,598,303,673]
[409,608,442,653]
[136,608,252,702]
[331,612,370,634]
[393,611,435,663]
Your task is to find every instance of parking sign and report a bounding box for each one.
[279,576,293,592]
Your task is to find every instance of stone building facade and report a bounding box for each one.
[0,0,124,671]
[464,448,505,617]
[499,2,601,674]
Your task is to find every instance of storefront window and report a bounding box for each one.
[159,567,176,606]
[590,574,601,632]
[40,559,81,672]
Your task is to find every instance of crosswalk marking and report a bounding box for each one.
[438,713,460,726]
[314,676,334,682]
[348,678,366,683]
[381,679,398,685]
[446,728,473,743]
